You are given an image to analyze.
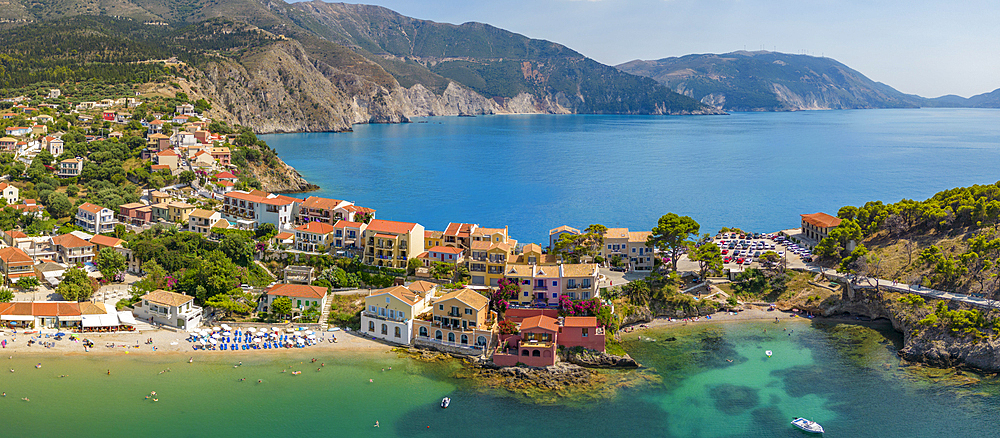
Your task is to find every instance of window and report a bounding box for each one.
[435,330,442,340]
[395,327,401,338]
[465,308,472,315]
[532,350,540,357]
[552,280,558,287]
[521,349,529,356]
[368,321,375,332]
[582,292,590,299]
[632,247,636,253]
[607,244,612,249]
[386,296,390,304]
[438,304,444,310]
[477,336,486,346]
[461,334,468,344]
[551,293,558,299]
[381,324,388,335]
[582,327,589,337]
[448,332,455,342]
[523,291,529,297]
[451,306,459,316]
[419,326,428,337]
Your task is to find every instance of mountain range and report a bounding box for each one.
[0,0,718,133]
[617,51,1000,112]
[0,0,995,132]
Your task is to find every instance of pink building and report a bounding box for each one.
[560,316,605,352]
[493,315,559,367]
[119,203,153,226]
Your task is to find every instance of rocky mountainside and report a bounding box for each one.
[0,0,717,134]
[617,51,922,112]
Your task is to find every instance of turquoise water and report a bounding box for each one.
[263,109,1000,243]
[6,321,1000,437]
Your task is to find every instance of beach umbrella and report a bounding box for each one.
[209,338,217,345]
[212,326,221,331]
[199,339,207,345]
[271,327,280,332]
[305,330,314,335]
[248,327,257,333]
[307,334,316,339]
[221,324,231,330]
[211,333,220,339]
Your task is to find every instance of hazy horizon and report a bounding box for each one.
[297,0,1000,99]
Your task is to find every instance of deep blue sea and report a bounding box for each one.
[263,109,1000,244]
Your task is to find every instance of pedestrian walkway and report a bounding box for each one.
[805,266,1000,310]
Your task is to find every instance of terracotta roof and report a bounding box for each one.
[428,246,464,254]
[425,230,443,239]
[373,233,398,240]
[156,149,178,157]
[437,289,488,310]
[604,228,630,239]
[267,284,328,300]
[333,220,363,229]
[444,222,475,237]
[522,243,542,254]
[366,219,417,235]
[79,302,108,315]
[521,315,559,333]
[562,264,598,278]
[150,165,170,171]
[563,316,598,328]
[274,232,293,240]
[300,196,344,211]
[212,219,231,229]
[5,230,27,239]
[470,241,491,251]
[52,233,93,249]
[801,212,842,229]
[141,290,194,307]
[295,222,336,235]
[343,205,374,214]
[406,280,437,294]
[0,247,33,264]
[370,286,420,306]
[225,191,296,206]
[89,234,123,248]
[189,209,218,219]
[213,171,236,179]
[628,231,651,243]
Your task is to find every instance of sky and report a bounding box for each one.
[296,0,1000,98]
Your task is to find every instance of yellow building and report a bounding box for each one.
[362,219,425,269]
[167,201,196,223]
[468,241,513,287]
[601,228,654,271]
[424,230,444,250]
[360,284,433,345]
[413,288,493,352]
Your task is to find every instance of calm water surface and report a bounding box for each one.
[264,109,1000,243]
[5,321,999,437]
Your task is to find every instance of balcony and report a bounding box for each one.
[363,311,407,323]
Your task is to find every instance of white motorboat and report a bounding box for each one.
[791,417,824,434]
[440,397,451,409]
[765,350,772,357]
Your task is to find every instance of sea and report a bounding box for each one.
[6,320,1000,437]
[263,109,1000,244]
[11,110,997,437]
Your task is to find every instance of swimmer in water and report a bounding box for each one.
[374,421,379,428]
[189,357,193,363]
[258,379,262,383]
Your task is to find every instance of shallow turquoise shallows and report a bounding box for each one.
[5,320,1000,437]
[263,109,1000,243]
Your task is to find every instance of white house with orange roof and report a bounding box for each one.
[75,202,116,234]
[0,182,19,205]
[222,190,300,230]
[417,246,465,270]
[362,219,425,269]
[293,222,337,253]
[295,196,376,225]
[0,247,35,283]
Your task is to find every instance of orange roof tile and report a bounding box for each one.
[333,220,363,229]
[78,202,105,214]
[521,315,559,333]
[563,316,598,328]
[267,284,328,300]
[801,212,842,229]
[366,219,417,235]
[52,233,93,249]
[300,196,344,211]
[428,246,463,254]
[89,234,123,248]
[295,222,336,235]
[0,247,33,264]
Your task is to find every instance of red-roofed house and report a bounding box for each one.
[51,234,95,265]
[213,171,237,183]
[418,246,465,270]
[263,283,328,314]
[293,222,337,253]
[0,247,35,282]
[42,136,63,156]
[362,219,425,269]
[801,212,842,242]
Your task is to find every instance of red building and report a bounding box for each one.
[491,310,606,367]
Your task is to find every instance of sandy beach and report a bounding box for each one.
[622,308,810,332]
[0,327,393,357]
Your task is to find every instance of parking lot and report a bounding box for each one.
[712,232,813,271]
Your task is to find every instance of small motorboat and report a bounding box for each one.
[765,350,773,357]
[791,417,824,434]
[440,397,451,409]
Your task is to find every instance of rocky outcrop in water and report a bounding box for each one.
[561,348,640,368]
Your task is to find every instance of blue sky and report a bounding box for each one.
[293,0,1000,98]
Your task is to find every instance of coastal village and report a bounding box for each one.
[0,87,852,370]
